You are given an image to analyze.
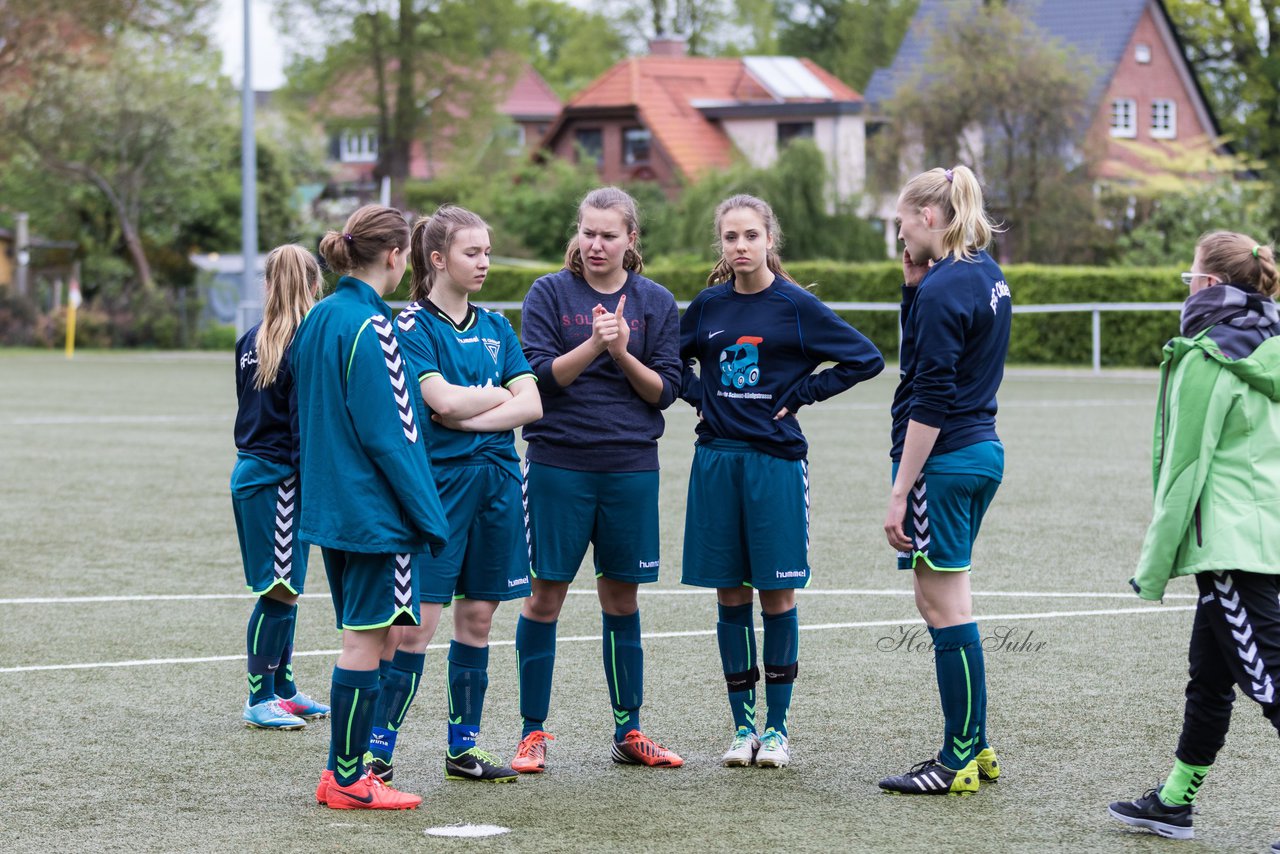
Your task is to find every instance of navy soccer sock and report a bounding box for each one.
[446,640,489,756]
[328,665,380,786]
[516,615,557,737]
[933,622,984,769]
[602,611,644,739]
[762,607,799,737]
[370,649,425,762]
[716,602,759,731]
[246,596,293,705]
[275,604,299,700]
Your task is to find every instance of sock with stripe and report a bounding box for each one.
[274,604,299,700]
[516,615,557,737]
[245,596,292,705]
[446,640,489,756]
[717,602,758,731]
[933,622,983,770]
[370,649,424,762]
[327,665,380,786]
[602,610,643,740]
[762,607,799,737]
[1159,759,1211,805]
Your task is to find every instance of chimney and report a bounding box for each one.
[648,36,688,57]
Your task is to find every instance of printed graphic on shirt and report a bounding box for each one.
[719,336,764,389]
[239,348,258,371]
[989,279,1011,314]
[482,337,501,364]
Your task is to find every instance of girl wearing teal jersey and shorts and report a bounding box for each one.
[232,244,330,729]
[365,205,541,784]
[514,187,684,772]
[297,205,450,811]
[681,194,883,770]
[878,166,1010,796]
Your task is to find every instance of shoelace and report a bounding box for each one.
[518,732,555,756]
[265,699,295,717]
[463,747,503,765]
[907,758,940,775]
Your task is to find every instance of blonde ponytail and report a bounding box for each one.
[255,244,319,389]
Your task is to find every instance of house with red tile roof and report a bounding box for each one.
[540,44,866,200]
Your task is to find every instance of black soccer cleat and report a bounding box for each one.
[1107,788,1194,840]
[879,757,979,795]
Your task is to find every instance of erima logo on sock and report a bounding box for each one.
[638,560,659,569]
[508,576,529,587]
[775,570,806,578]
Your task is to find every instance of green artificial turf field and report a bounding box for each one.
[2,350,1278,853]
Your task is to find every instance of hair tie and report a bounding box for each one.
[1253,245,1261,258]
[944,169,954,184]
[343,233,353,243]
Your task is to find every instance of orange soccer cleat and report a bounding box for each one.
[610,731,684,768]
[323,768,422,810]
[512,730,556,774]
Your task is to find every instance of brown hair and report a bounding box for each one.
[563,187,645,277]
[1197,231,1279,297]
[898,165,1000,261]
[318,204,410,275]
[706,194,796,286]
[409,205,490,302]
[254,244,319,389]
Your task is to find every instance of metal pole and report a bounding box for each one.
[237,0,260,338]
[14,212,29,298]
[1091,309,1101,374]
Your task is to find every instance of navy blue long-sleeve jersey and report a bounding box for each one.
[680,276,884,460]
[890,250,1011,461]
[234,322,298,468]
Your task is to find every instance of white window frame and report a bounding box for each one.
[1110,99,1137,139]
[1151,99,1177,140]
[339,128,378,163]
[1135,43,1152,64]
[622,127,652,166]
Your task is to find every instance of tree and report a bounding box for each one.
[602,0,733,55]
[279,0,521,205]
[516,0,628,98]
[876,5,1099,261]
[777,0,918,91]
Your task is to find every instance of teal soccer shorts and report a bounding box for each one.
[893,441,1004,572]
[418,463,532,603]
[321,548,420,630]
[681,439,810,590]
[231,458,309,596]
[524,462,661,583]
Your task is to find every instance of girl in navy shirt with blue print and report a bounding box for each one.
[680,194,884,770]
[516,187,685,773]
[232,244,330,731]
[877,165,1011,797]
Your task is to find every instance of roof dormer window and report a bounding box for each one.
[1135,43,1151,64]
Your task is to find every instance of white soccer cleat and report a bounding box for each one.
[722,727,760,767]
[755,728,790,768]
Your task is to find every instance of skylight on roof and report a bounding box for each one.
[743,56,833,100]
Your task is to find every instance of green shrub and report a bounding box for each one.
[197,323,238,350]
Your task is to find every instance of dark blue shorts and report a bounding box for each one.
[524,462,661,583]
[231,459,308,596]
[418,464,531,603]
[681,440,810,590]
[321,548,420,631]
[892,441,1003,572]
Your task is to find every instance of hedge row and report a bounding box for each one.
[389,262,1189,368]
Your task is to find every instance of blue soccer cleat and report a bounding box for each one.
[278,691,331,720]
[242,697,306,730]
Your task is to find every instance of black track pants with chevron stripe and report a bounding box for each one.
[1176,570,1280,766]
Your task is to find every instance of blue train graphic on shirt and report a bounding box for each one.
[719,336,764,389]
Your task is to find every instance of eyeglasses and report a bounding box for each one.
[1180,271,1218,287]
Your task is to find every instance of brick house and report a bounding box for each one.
[866,0,1221,182]
[540,41,866,201]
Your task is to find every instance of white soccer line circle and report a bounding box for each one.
[0,604,1193,674]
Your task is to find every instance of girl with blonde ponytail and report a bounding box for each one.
[680,193,883,769]
[879,166,1011,796]
[231,244,328,732]
[1109,230,1280,843]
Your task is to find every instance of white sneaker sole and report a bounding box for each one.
[1107,807,1194,840]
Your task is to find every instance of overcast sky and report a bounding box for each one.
[215,0,286,89]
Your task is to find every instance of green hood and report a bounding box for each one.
[1168,332,1280,403]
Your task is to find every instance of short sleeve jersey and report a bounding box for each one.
[396,299,534,478]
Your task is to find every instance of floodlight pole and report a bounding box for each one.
[238,0,260,338]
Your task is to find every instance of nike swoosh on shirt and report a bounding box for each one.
[709,330,724,339]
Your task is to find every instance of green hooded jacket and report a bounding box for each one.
[1131,330,1280,600]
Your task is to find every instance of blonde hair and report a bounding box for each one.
[318,204,410,275]
[254,244,319,389]
[706,194,797,286]
[1197,231,1279,298]
[564,187,645,277]
[898,165,1000,261]
[409,205,490,302]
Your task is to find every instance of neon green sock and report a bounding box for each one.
[1159,759,1210,805]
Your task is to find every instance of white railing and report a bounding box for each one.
[391,300,1185,375]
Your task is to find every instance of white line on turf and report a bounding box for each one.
[424,825,510,838]
[3,414,232,425]
[0,589,1197,605]
[0,604,1193,674]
